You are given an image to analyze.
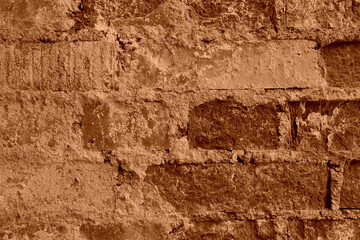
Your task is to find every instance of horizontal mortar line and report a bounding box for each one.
[0,38,112,44]
[3,88,360,95]
[190,209,360,221]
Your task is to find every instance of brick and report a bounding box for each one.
[81,100,170,150]
[341,160,360,208]
[0,0,76,41]
[279,0,360,32]
[145,163,328,213]
[184,221,275,240]
[287,220,360,240]
[0,161,115,221]
[188,100,279,150]
[197,41,325,89]
[2,42,118,91]
[290,101,360,151]
[79,222,166,240]
[321,42,360,88]
[0,93,81,150]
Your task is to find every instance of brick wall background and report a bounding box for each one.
[1,0,360,239]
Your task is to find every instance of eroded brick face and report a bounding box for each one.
[290,101,360,151]
[145,162,328,213]
[188,100,279,150]
[189,0,275,26]
[322,42,360,88]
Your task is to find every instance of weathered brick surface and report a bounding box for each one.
[197,41,325,89]
[184,220,275,240]
[2,0,360,238]
[79,222,167,240]
[0,93,82,151]
[0,161,116,228]
[286,220,360,240]
[188,0,275,29]
[321,42,360,88]
[0,93,170,156]
[82,100,114,150]
[115,39,325,90]
[276,0,360,43]
[145,163,328,212]
[82,100,170,151]
[290,101,360,151]
[0,42,118,91]
[341,160,360,209]
[0,0,78,41]
[88,0,164,20]
[280,0,360,29]
[189,100,280,150]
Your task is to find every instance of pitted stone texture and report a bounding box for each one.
[321,42,360,88]
[341,161,360,209]
[145,162,328,213]
[290,101,360,151]
[188,100,279,150]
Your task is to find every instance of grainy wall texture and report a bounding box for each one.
[1,0,360,239]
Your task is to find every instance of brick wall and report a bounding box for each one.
[1,0,360,239]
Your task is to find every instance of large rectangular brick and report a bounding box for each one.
[0,161,115,223]
[1,42,118,91]
[188,100,280,150]
[196,40,325,89]
[81,99,170,151]
[290,101,360,151]
[145,162,328,213]
[341,160,360,209]
[321,42,360,88]
[0,93,82,151]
